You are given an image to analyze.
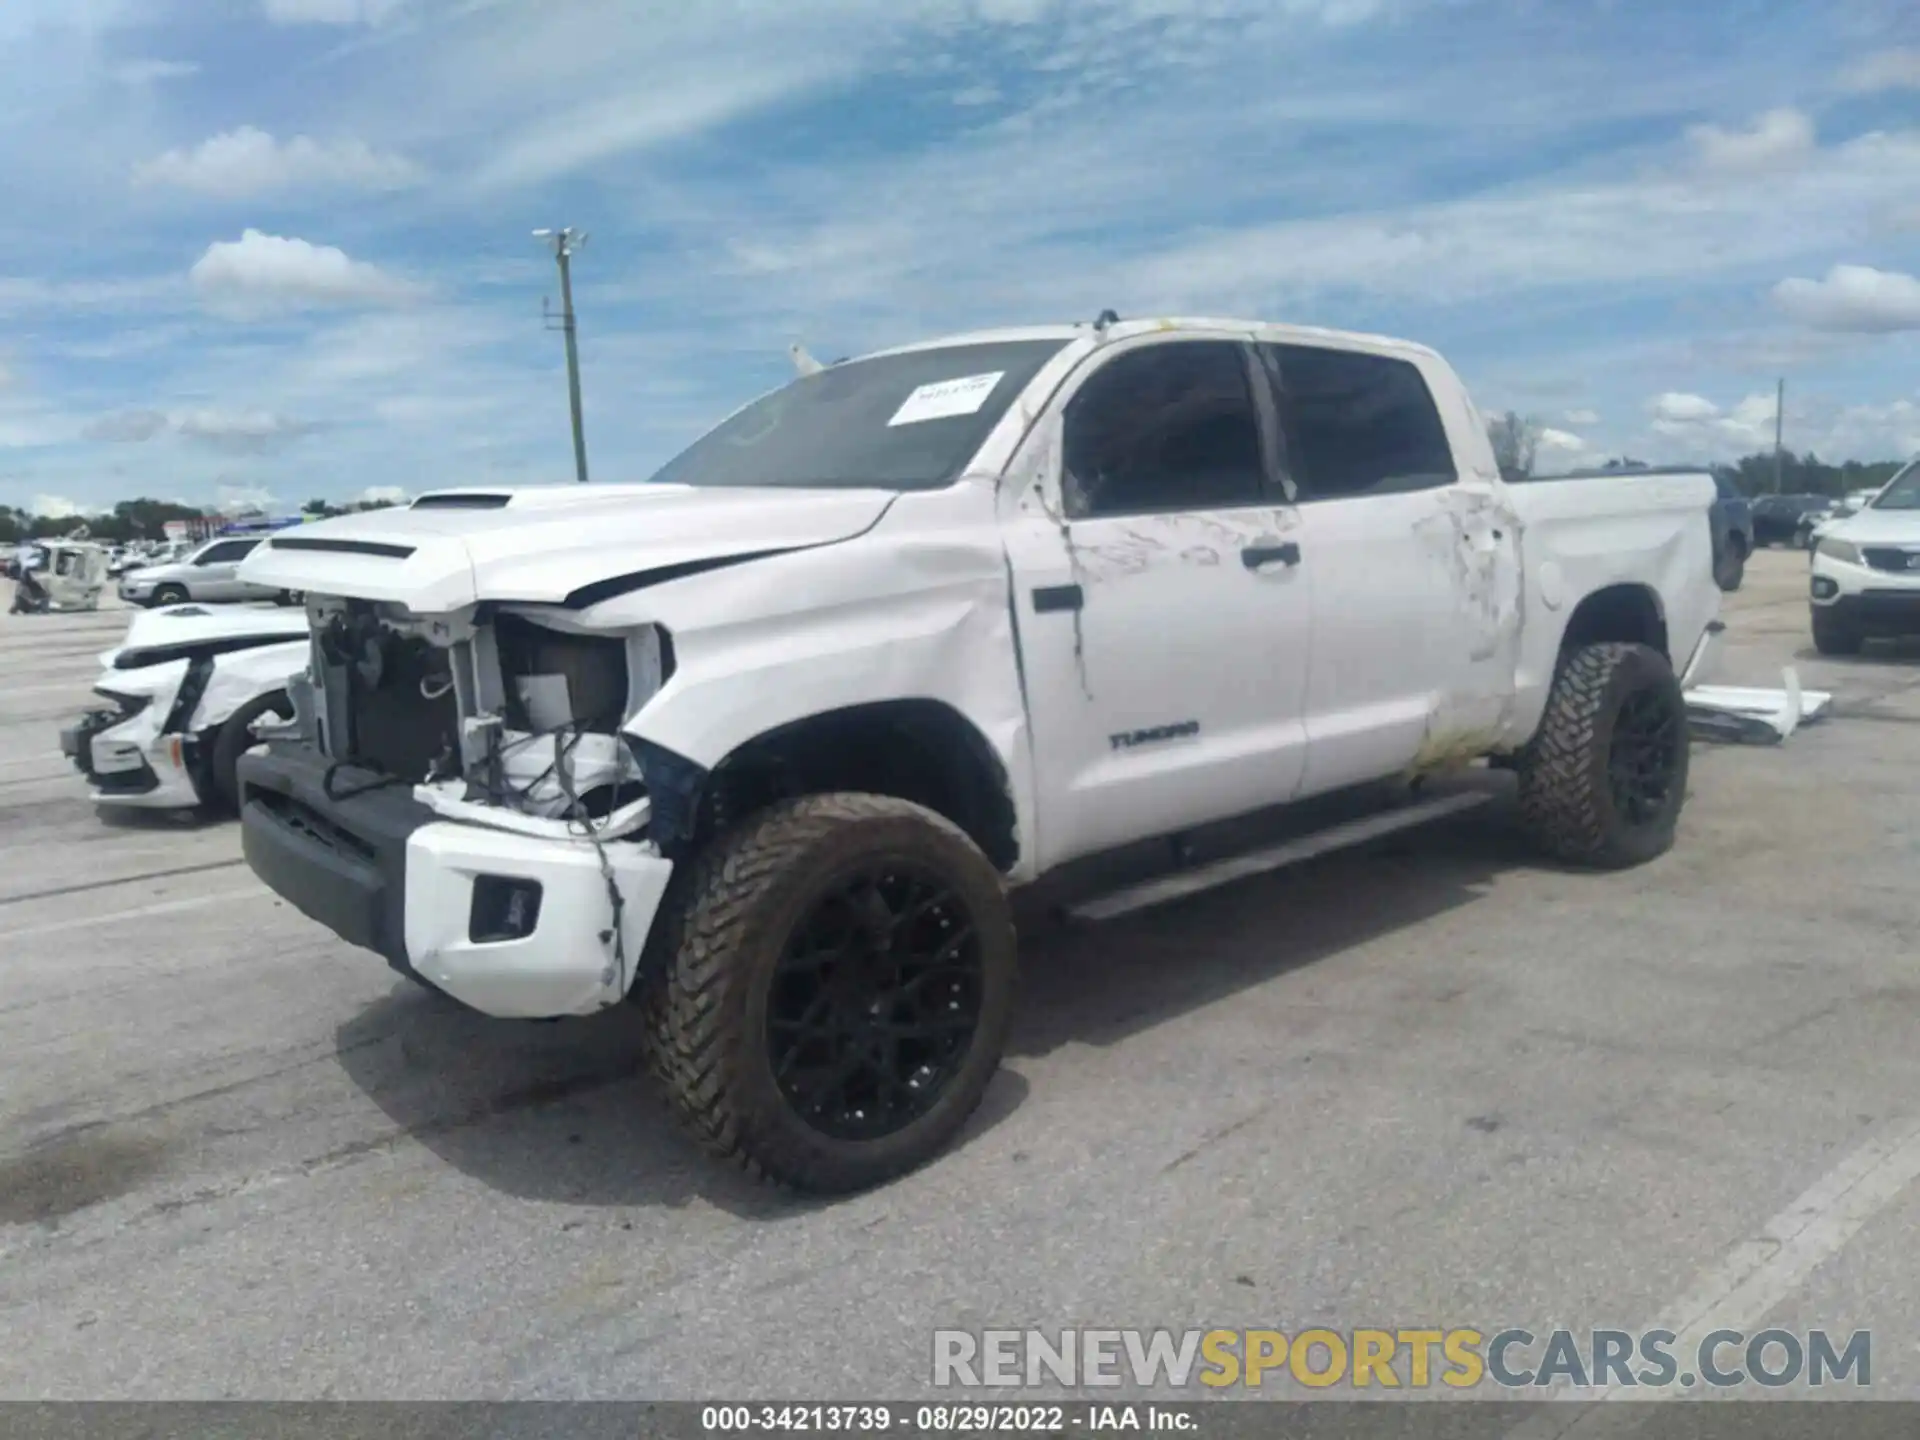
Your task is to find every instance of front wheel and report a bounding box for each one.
[150,583,188,607]
[1516,642,1690,870]
[207,690,293,814]
[644,793,1018,1194]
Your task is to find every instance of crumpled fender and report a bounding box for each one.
[186,640,311,732]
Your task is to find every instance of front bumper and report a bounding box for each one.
[238,743,674,1019]
[61,700,203,810]
[1810,550,1920,635]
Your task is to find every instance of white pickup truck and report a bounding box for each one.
[236,316,1719,1192]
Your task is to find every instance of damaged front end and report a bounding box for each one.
[286,597,671,839]
[61,654,225,809]
[241,595,684,1018]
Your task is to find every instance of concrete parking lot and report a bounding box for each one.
[3,549,1920,1403]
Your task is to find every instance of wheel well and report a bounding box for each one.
[1560,584,1668,660]
[697,700,1020,872]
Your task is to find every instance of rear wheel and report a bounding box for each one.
[1516,642,1689,870]
[644,793,1018,1194]
[207,690,292,814]
[150,583,188,607]
[1811,606,1863,656]
[1713,539,1746,592]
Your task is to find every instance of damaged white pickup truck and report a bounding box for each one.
[235,317,1719,1192]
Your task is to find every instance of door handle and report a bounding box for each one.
[1242,542,1301,569]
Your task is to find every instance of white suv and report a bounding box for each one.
[1809,459,1920,654]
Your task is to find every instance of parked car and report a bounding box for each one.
[1709,474,1753,591]
[60,603,309,812]
[1808,458,1920,654]
[1752,493,1834,549]
[233,315,1720,1193]
[117,534,299,608]
[1799,486,1887,553]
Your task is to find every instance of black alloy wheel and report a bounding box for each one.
[766,864,984,1143]
[1606,685,1683,828]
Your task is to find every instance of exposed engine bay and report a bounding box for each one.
[294,596,666,830]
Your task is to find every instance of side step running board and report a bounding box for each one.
[1065,790,1496,924]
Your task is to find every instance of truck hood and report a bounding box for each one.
[107,602,312,670]
[237,483,899,612]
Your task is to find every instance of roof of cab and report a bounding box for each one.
[862,316,1444,366]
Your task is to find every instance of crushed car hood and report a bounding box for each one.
[238,483,900,612]
[107,602,312,669]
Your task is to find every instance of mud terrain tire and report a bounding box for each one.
[644,793,1017,1194]
[1516,642,1689,869]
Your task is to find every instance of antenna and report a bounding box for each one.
[535,227,592,484]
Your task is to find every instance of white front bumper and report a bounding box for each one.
[1810,548,1920,602]
[401,820,675,1019]
[68,705,202,810]
[96,720,201,808]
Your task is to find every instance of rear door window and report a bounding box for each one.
[1260,344,1457,500]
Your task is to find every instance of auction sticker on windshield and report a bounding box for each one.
[888,372,1005,426]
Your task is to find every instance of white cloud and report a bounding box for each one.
[112,59,199,84]
[1563,408,1600,426]
[85,409,170,442]
[471,64,845,191]
[1839,49,1920,94]
[175,408,317,453]
[1818,400,1920,460]
[672,114,1920,334]
[135,127,423,198]
[215,484,280,514]
[29,494,102,519]
[1772,265,1920,333]
[1719,393,1781,448]
[1652,392,1720,425]
[1648,391,1779,451]
[356,484,409,505]
[1686,108,1816,177]
[262,0,406,24]
[190,230,422,313]
[1537,427,1589,452]
[83,406,316,451]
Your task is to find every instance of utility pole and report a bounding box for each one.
[1773,377,1785,495]
[535,227,591,484]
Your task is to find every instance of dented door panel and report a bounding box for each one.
[1002,499,1312,870]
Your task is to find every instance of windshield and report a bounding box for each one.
[1869,461,1920,511]
[646,339,1069,491]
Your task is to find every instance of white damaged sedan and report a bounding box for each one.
[60,603,310,814]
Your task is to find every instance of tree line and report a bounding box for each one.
[0,495,402,545]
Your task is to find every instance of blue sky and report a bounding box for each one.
[0,0,1917,517]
